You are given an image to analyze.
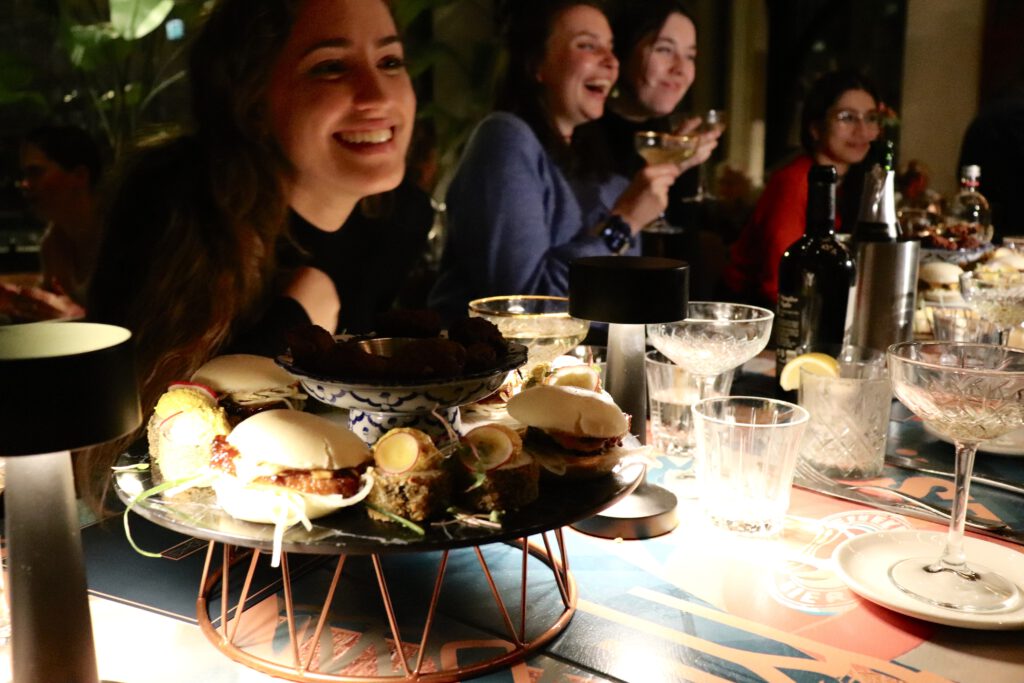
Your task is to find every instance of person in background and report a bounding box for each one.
[428,0,682,321]
[958,80,1024,241]
[722,69,880,307]
[585,0,720,296]
[11,125,104,316]
[82,0,416,503]
[309,174,434,334]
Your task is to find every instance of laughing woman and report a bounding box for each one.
[428,0,682,320]
[82,0,416,502]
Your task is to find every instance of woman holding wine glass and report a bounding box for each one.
[583,0,722,296]
[428,0,683,321]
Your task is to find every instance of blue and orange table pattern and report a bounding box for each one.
[74,374,1024,683]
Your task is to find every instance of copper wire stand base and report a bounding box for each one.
[194,529,577,682]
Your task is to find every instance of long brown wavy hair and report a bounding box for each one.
[79,0,308,508]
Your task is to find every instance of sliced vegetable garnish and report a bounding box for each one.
[365,503,425,535]
[121,474,209,558]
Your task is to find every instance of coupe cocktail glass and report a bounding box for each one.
[468,295,590,377]
[959,270,1024,345]
[887,341,1024,611]
[634,131,698,231]
[646,302,774,448]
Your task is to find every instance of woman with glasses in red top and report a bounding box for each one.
[723,69,881,307]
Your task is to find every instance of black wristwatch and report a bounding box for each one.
[600,214,635,255]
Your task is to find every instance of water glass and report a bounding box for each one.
[691,396,809,536]
[645,350,732,459]
[798,351,891,479]
[930,307,1001,343]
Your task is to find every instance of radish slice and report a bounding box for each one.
[462,425,517,471]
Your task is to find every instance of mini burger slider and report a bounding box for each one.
[210,410,374,525]
[191,354,306,423]
[507,384,630,478]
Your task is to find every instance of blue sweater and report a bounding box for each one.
[428,112,634,320]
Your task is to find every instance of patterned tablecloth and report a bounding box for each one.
[42,357,1024,683]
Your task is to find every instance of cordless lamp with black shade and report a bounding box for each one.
[0,322,141,683]
[568,256,688,539]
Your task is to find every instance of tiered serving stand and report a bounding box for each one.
[115,343,644,681]
[115,455,643,682]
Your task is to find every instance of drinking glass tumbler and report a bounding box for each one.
[798,356,891,479]
[930,307,1001,344]
[691,396,809,536]
[645,350,733,459]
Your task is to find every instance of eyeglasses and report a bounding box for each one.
[830,109,882,129]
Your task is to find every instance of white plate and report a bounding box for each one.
[834,530,1024,629]
[923,422,1024,457]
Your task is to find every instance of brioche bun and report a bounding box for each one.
[214,410,372,524]
[507,384,627,438]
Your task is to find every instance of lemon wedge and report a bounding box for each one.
[779,352,840,392]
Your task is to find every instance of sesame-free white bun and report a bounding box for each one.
[919,261,963,287]
[507,384,627,438]
[212,475,370,524]
[226,410,370,477]
[215,410,373,524]
[191,354,297,394]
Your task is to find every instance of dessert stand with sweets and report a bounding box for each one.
[115,336,645,682]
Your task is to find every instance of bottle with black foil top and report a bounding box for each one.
[774,164,856,396]
[845,142,920,351]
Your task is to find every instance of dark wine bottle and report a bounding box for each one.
[774,164,856,396]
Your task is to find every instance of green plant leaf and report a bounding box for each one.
[110,0,175,40]
[66,23,121,70]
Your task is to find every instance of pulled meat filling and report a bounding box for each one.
[209,435,363,496]
[210,435,239,476]
[257,469,362,497]
[527,427,623,454]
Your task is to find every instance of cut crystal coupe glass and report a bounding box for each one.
[646,301,774,424]
[887,341,1024,612]
[959,270,1024,345]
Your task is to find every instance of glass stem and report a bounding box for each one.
[697,374,718,401]
[934,441,978,571]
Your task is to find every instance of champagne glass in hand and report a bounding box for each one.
[634,130,698,230]
[887,341,1024,611]
[688,109,728,201]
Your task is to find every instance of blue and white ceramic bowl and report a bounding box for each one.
[277,341,527,444]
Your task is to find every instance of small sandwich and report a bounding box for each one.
[147,383,231,488]
[507,384,630,478]
[190,353,306,423]
[209,410,373,526]
[366,428,454,524]
[458,424,539,513]
[918,261,964,304]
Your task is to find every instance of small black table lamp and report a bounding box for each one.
[0,322,140,683]
[569,256,688,539]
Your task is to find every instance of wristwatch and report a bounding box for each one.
[600,214,635,255]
